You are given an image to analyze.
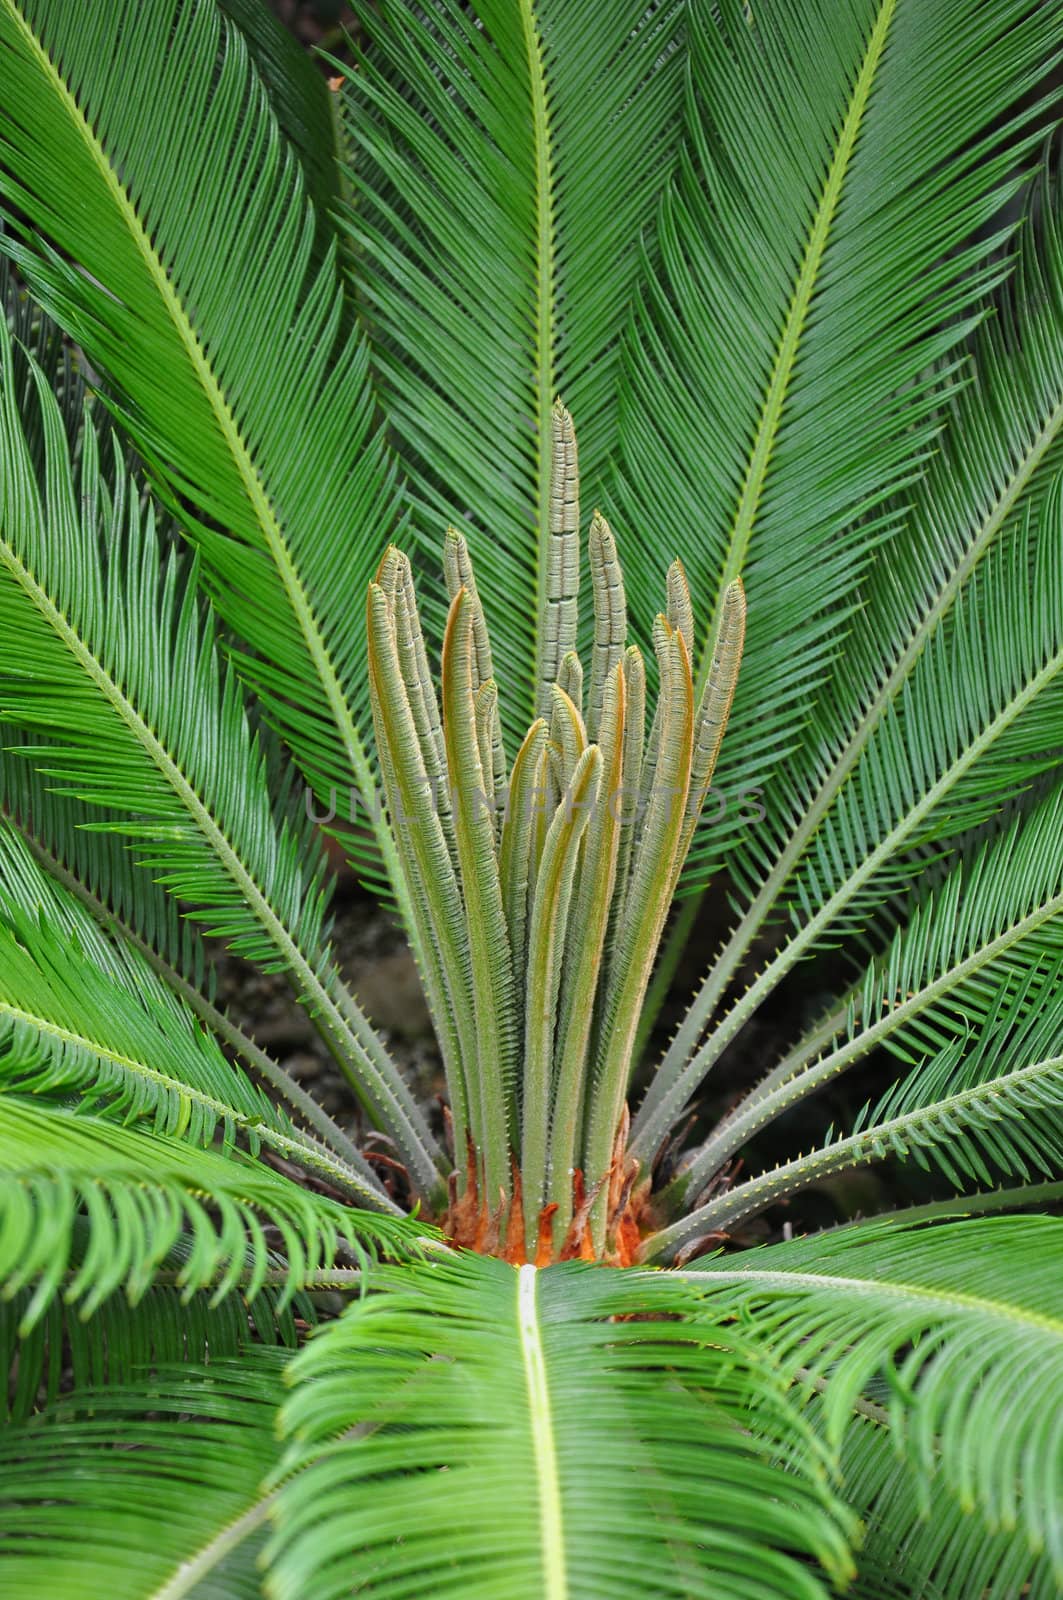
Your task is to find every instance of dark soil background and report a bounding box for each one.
[267,0,356,51]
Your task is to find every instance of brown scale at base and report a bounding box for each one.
[440,1116,655,1267]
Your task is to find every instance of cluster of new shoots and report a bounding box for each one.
[367,405,744,1261]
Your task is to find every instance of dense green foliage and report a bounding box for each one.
[0,1,1061,1595]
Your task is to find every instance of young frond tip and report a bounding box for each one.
[367,410,744,1262]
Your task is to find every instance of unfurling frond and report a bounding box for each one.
[367,411,744,1259]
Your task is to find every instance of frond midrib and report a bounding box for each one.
[519,0,558,718]
[693,0,898,695]
[518,1264,566,1600]
[685,392,1063,1036]
[660,1052,1063,1253]
[149,1488,278,1600]
[635,636,1063,1157]
[689,886,1063,1180]
[0,998,389,1206]
[2,0,407,919]
[676,1237,1063,1337]
[0,534,437,1189]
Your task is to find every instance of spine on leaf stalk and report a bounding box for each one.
[367,402,745,1264]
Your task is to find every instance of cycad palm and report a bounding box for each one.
[0,2,1061,1597]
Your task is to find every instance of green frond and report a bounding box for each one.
[821,1178,1063,1233]
[800,159,1063,811]
[642,481,1063,1154]
[336,0,685,735]
[0,745,367,1168]
[676,1215,1063,1581]
[0,816,395,1208]
[217,0,343,226]
[856,962,1063,1175]
[842,1409,1059,1600]
[0,1097,419,1325]
[0,253,85,459]
[664,1031,1063,1251]
[268,1253,854,1600]
[0,848,283,1153]
[0,1354,287,1600]
[658,927,1063,1248]
[840,790,1063,1072]
[666,783,1063,1193]
[783,495,1063,933]
[1,727,215,1002]
[0,322,442,1197]
[651,151,1063,1138]
[0,0,407,909]
[2,1279,306,1424]
[615,0,1059,883]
